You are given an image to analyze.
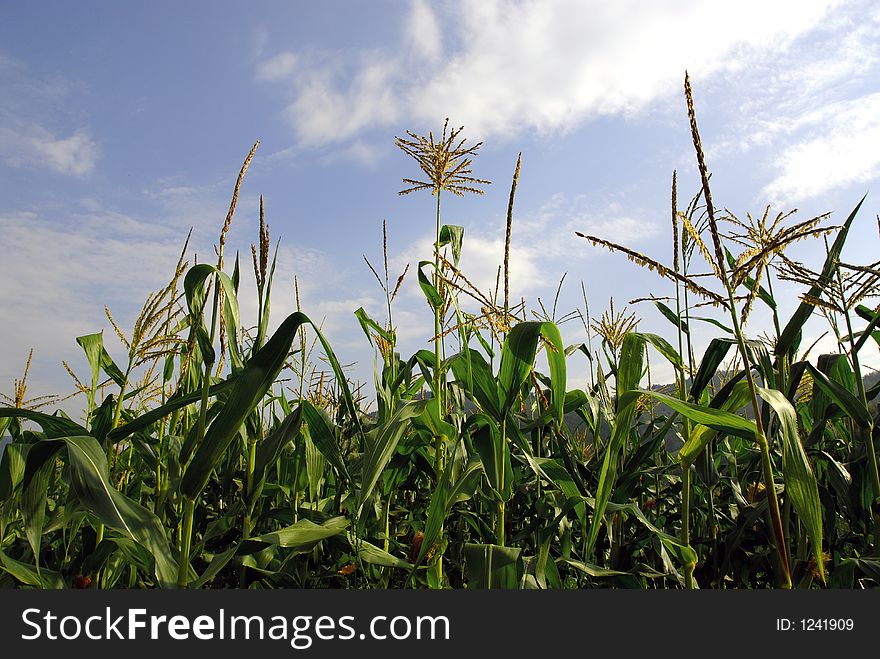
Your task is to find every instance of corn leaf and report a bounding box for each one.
[758,387,825,583]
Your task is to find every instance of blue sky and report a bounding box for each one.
[3,0,880,413]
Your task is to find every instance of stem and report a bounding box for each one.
[432,189,445,586]
[496,416,507,547]
[244,437,258,535]
[383,493,392,553]
[681,465,694,589]
[179,250,224,589]
[177,497,195,588]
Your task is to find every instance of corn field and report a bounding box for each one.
[2,74,879,590]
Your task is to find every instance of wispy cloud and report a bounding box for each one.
[405,0,442,63]
[703,2,880,203]
[0,53,100,177]
[283,55,401,146]
[0,123,98,176]
[761,93,880,204]
[255,51,298,82]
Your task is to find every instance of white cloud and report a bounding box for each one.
[761,93,880,204]
[405,0,442,62]
[256,0,839,147]
[255,51,298,82]
[283,56,400,146]
[0,124,98,176]
[0,54,99,177]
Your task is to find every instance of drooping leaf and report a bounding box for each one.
[637,332,684,371]
[349,535,414,570]
[643,390,757,442]
[0,408,88,439]
[757,387,825,583]
[301,400,350,481]
[249,516,349,548]
[0,550,65,589]
[805,362,871,428]
[438,224,464,266]
[106,376,238,443]
[690,338,735,400]
[417,261,443,310]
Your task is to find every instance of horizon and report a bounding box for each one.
[3,0,880,418]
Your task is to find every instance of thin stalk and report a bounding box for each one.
[496,415,507,546]
[432,189,446,586]
[176,497,195,588]
[681,465,694,588]
[686,72,790,587]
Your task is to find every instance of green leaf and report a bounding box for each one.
[107,376,238,442]
[354,307,394,346]
[0,550,64,589]
[182,312,309,500]
[464,543,521,589]
[449,348,501,420]
[356,401,425,521]
[586,332,644,557]
[498,321,566,423]
[777,195,865,359]
[469,414,512,502]
[854,304,880,354]
[0,407,88,438]
[690,316,733,334]
[301,400,350,481]
[605,500,698,571]
[805,362,871,428]
[415,460,451,567]
[64,435,179,587]
[250,516,348,548]
[184,263,216,318]
[690,338,735,400]
[644,390,758,442]
[417,260,443,310]
[562,559,628,578]
[348,535,414,570]
[0,441,27,501]
[677,380,752,466]
[653,300,689,334]
[193,543,241,588]
[252,407,304,494]
[438,224,464,266]
[304,424,326,502]
[757,387,825,583]
[637,332,683,371]
[22,435,178,587]
[22,452,54,564]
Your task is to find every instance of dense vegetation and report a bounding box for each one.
[2,75,879,589]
